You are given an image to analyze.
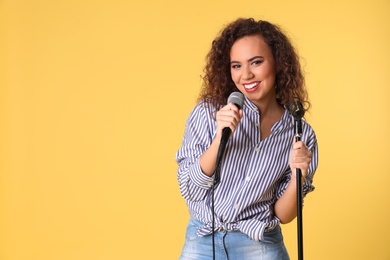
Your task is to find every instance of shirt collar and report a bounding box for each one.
[242,96,293,132]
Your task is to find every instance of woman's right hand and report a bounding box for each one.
[215,103,243,142]
[199,103,243,176]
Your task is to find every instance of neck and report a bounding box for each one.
[254,99,283,118]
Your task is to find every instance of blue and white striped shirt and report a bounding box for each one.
[176,97,318,241]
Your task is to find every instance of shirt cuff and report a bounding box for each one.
[189,161,214,189]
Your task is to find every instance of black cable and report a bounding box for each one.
[211,92,244,259]
[212,181,215,259]
[212,143,225,260]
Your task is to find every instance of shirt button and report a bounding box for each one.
[234,204,239,209]
[255,147,260,152]
[245,176,251,182]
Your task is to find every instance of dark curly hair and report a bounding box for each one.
[199,18,310,112]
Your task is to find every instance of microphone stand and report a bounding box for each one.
[294,118,304,260]
[289,100,305,260]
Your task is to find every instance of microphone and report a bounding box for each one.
[220,92,245,145]
[214,92,244,184]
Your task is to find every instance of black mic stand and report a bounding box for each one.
[289,100,305,260]
[294,116,304,260]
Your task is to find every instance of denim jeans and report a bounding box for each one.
[179,218,289,260]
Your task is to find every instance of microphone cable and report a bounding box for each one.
[211,92,244,260]
[211,148,224,260]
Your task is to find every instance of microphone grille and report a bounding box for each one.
[227,92,245,109]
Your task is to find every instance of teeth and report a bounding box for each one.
[244,82,259,89]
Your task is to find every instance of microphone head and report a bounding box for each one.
[227,92,244,109]
[289,100,305,119]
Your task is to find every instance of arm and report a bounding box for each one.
[274,139,312,224]
[199,103,243,176]
[176,103,242,201]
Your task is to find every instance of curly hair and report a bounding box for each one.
[199,18,310,112]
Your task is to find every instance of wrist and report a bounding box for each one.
[291,171,305,184]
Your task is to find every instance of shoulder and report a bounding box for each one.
[302,119,315,133]
[284,111,317,142]
[186,99,217,125]
[301,119,318,149]
[189,99,217,118]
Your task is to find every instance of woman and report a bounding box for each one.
[176,18,318,259]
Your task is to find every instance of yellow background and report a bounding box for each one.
[1,0,389,259]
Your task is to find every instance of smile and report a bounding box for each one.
[243,81,260,90]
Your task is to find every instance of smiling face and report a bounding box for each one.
[230,35,277,108]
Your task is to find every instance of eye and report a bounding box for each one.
[251,60,263,66]
[231,64,241,69]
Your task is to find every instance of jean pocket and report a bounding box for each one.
[259,225,283,245]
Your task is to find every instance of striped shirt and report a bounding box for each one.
[176,97,319,241]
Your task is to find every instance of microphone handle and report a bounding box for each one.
[214,127,231,184]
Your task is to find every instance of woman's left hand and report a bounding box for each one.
[289,139,312,180]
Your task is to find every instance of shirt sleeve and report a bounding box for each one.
[175,102,215,202]
[302,124,318,197]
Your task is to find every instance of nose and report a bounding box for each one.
[242,66,254,80]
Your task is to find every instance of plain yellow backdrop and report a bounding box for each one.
[1,0,389,259]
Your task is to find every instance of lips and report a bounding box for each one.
[243,81,260,92]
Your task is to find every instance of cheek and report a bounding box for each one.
[230,70,239,83]
[230,72,243,90]
[264,63,276,78]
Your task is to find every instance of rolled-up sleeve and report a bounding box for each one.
[302,128,318,197]
[176,103,215,202]
[276,123,319,200]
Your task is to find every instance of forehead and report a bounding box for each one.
[230,35,273,59]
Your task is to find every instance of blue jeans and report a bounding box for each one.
[179,218,289,260]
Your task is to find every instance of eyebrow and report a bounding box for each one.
[230,55,264,64]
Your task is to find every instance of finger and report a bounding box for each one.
[221,103,240,112]
[217,112,240,126]
[292,141,310,154]
[216,111,241,134]
[292,148,312,160]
